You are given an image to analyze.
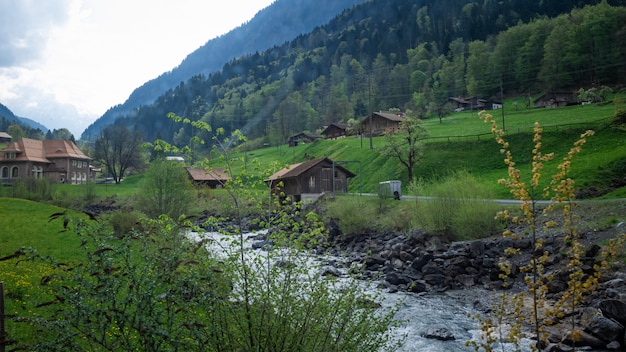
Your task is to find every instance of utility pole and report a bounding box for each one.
[369,75,374,150]
[500,74,505,131]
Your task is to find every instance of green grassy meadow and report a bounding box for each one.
[238,97,626,198]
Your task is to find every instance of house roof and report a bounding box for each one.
[185,167,230,182]
[0,138,90,163]
[361,111,405,124]
[289,132,323,140]
[321,123,348,134]
[0,132,11,140]
[266,157,356,181]
[533,92,576,103]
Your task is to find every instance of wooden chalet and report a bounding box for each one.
[533,92,577,108]
[185,167,230,188]
[321,123,348,139]
[288,132,323,147]
[0,138,92,185]
[360,111,405,136]
[265,157,356,202]
[448,97,502,111]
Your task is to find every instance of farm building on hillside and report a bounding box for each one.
[360,111,405,136]
[0,138,93,185]
[321,123,348,139]
[185,167,230,188]
[288,132,323,147]
[533,92,577,108]
[448,97,502,111]
[265,157,356,202]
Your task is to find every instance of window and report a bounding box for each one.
[32,166,43,179]
[309,176,315,188]
[11,166,19,178]
[1,166,7,178]
[5,152,15,159]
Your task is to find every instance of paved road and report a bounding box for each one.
[352,193,626,205]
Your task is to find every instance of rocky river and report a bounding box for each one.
[190,217,626,352]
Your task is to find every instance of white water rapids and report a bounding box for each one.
[187,230,534,351]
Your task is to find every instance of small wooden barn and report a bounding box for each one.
[533,92,576,108]
[265,157,356,202]
[321,123,348,139]
[360,111,404,136]
[288,132,323,147]
[185,167,230,188]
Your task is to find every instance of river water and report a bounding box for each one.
[189,230,533,351]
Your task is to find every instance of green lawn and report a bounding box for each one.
[0,198,86,261]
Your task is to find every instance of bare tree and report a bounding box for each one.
[381,112,428,182]
[94,125,144,184]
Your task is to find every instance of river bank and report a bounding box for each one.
[317,216,626,351]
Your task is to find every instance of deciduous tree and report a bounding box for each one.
[381,111,428,182]
[94,125,144,184]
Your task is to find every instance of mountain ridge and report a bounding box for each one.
[80,0,368,140]
[0,102,48,133]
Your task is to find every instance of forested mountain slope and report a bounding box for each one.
[83,0,626,150]
[0,102,48,137]
[80,0,367,140]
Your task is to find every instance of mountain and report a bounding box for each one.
[80,0,368,141]
[0,102,48,133]
[83,0,626,148]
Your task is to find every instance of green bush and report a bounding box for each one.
[136,158,195,219]
[108,210,144,238]
[612,109,626,126]
[411,170,503,240]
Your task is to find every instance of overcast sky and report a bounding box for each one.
[0,0,275,136]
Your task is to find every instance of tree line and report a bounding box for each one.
[88,1,626,157]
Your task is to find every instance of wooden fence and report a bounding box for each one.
[417,118,611,144]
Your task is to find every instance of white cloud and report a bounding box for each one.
[0,0,274,137]
[0,0,73,66]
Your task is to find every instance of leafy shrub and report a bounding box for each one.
[108,209,144,238]
[136,158,195,219]
[612,109,626,126]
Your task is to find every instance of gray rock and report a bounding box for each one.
[410,253,433,271]
[424,327,455,341]
[597,299,626,326]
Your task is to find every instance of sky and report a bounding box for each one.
[0,0,275,137]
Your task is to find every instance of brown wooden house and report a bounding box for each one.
[321,123,348,139]
[185,167,230,188]
[265,157,356,202]
[0,138,92,185]
[533,92,577,108]
[360,111,404,136]
[288,132,323,147]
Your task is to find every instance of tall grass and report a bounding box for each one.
[320,195,413,236]
[410,170,503,240]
